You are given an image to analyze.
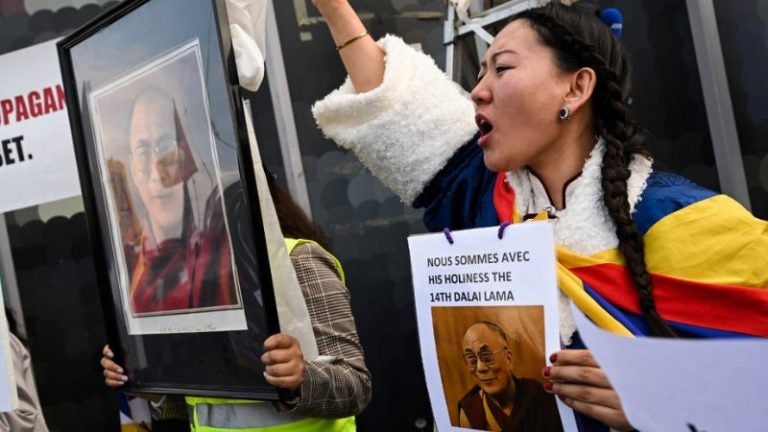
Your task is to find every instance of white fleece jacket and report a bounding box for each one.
[313,35,478,205]
[312,35,653,343]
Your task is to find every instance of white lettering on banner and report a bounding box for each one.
[0,39,81,213]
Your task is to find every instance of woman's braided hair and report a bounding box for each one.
[511,3,676,337]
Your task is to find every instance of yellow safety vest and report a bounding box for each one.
[185,238,355,432]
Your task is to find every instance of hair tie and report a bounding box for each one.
[570,1,623,38]
[599,8,623,38]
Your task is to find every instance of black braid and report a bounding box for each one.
[513,4,676,337]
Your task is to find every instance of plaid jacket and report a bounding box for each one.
[153,242,372,420]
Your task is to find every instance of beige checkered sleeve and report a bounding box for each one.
[289,242,372,418]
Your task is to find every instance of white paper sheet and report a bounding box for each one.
[0,39,81,213]
[572,305,768,432]
[409,223,576,431]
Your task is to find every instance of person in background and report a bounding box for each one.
[1,312,48,431]
[309,0,768,430]
[101,178,372,432]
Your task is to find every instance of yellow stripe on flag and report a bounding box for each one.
[557,195,767,289]
[643,195,768,288]
[555,259,633,337]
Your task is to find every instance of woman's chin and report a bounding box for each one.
[482,153,520,173]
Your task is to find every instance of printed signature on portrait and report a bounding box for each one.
[158,323,217,333]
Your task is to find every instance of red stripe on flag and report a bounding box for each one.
[493,172,516,223]
[571,264,768,337]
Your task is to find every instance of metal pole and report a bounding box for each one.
[444,5,456,79]
[265,0,314,218]
[686,0,751,209]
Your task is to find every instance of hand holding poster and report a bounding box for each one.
[572,304,768,432]
[408,222,576,432]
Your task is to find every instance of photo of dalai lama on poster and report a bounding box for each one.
[432,305,564,431]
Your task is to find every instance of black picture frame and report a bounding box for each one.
[58,0,280,400]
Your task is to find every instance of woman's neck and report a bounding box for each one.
[528,129,597,210]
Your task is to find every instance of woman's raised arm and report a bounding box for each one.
[312,0,385,93]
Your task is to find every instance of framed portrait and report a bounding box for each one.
[58,0,280,399]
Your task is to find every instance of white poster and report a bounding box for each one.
[408,222,576,432]
[573,305,768,432]
[0,39,81,213]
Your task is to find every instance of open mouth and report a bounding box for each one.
[476,114,494,136]
[476,114,494,146]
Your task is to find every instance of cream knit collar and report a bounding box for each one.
[505,139,653,344]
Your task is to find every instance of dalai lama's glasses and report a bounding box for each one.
[131,136,179,175]
[462,347,508,371]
